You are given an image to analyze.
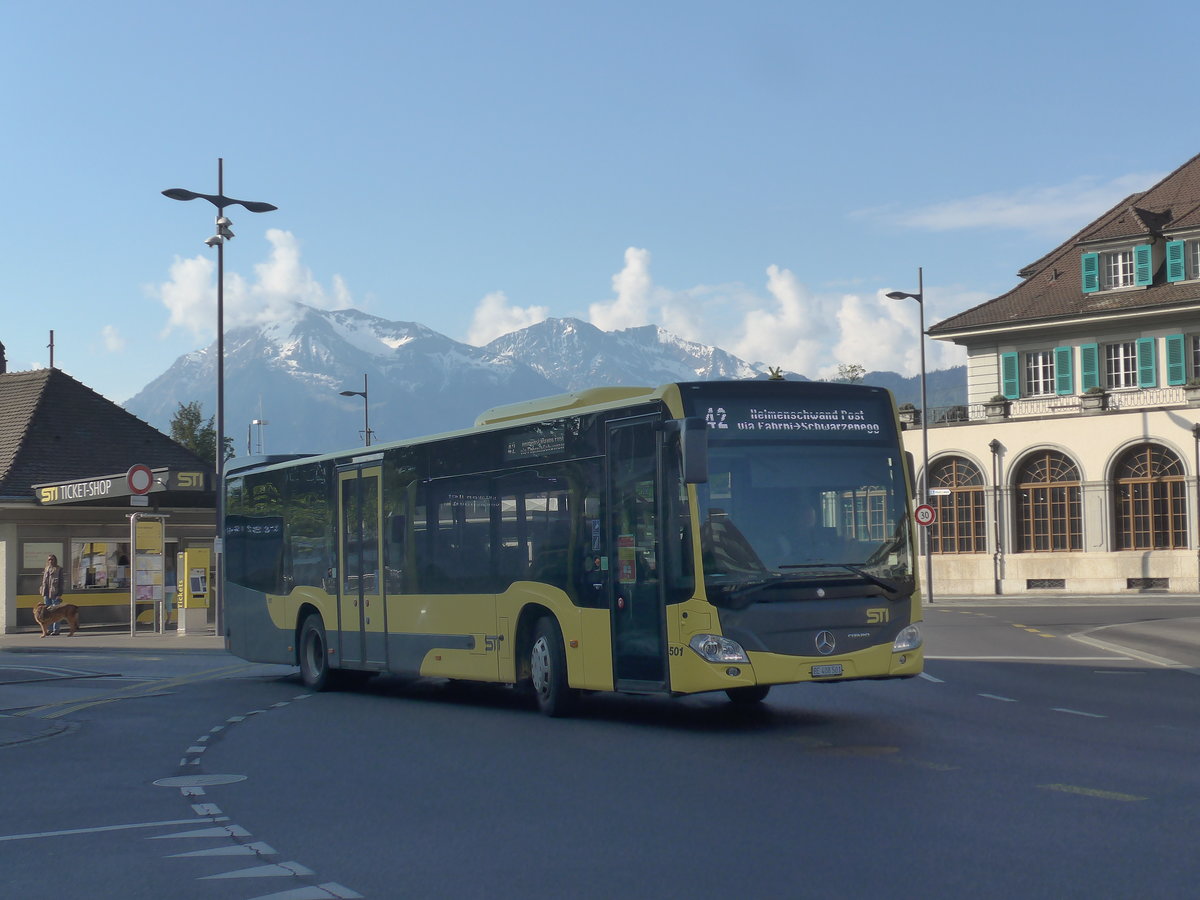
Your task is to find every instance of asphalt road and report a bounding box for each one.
[1,601,1197,899]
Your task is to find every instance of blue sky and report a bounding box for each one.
[3,1,1195,404]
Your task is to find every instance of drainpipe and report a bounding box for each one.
[990,439,1003,595]
[1193,426,1200,591]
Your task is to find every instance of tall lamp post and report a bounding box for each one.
[886,267,933,604]
[163,160,276,636]
[340,374,374,446]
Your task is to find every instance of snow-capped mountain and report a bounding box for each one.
[123,301,961,456]
[124,302,560,455]
[484,317,765,391]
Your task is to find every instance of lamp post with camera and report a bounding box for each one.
[163,160,276,634]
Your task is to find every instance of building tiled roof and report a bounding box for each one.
[0,367,211,502]
[932,152,1200,336]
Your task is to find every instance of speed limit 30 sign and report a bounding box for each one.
[914,504,936,527]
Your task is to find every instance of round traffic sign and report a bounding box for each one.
[914,504,936,527]
[127,464,154,495]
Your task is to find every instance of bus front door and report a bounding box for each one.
[337,465,386,669]
[606,415,668,690]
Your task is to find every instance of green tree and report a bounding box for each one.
[169,401,235,462]
[836,363,866,384]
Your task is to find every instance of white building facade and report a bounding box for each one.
[904,153,1200,597]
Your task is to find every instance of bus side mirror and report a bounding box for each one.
[665,418,708,484]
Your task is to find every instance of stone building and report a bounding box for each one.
[908,152,1200,596]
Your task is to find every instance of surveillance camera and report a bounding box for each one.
[216,216,232,226]
[204,235,223,248]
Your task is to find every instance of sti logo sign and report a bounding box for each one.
[34,467,207,506]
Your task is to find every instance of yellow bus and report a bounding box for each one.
[224,380,923,715]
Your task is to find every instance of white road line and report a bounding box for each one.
[201,860,314,879]
[1053,707,1106,718]
[979,693,1017,702]
[243,884,364,900]
[928,655,1131,661]
[1071,630,1194,671]
[190,804,222,817]
[918,672,944,683]
[149,824,251,840]
[0,817,227,842]
[167,841,276,858]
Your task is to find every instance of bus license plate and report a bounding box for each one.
[811,664,843,677]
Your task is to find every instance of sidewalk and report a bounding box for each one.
[927,592,1200,607]
[0,626,226,654]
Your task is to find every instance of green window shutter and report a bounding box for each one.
[1081,253,1100,293]
[1054,346,1074,395]
[1080,343,1100,391]
[1166,241,1186,282]
[1134,244,1153,286]
[1001,352,1020,399]
[1137,337,1157,387]
[1166,334,1186,385]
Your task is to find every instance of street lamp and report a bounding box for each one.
[163,159,276,636]
[340,373,374,446]
[886,267,933,604]
[247,419,268,456]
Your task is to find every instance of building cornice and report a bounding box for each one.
[931,300,1200,343]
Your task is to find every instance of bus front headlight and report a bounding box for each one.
[892,624,922,653]
[689,634,749,663]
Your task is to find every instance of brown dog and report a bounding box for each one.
[33,603,80,637]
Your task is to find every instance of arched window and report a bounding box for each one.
[1016,451,1082,552]
[1114,445,1187,550]
[928,457,986,554]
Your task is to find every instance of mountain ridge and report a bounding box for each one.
[123,302,965,455]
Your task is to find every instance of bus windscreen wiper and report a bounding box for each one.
[778,563,901,596]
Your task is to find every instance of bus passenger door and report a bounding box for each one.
[337,464,387,669]
[606,415,668,690]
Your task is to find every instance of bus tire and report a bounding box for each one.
[299,613,332,691]
[725,685,770,704]
[530,616,577,717]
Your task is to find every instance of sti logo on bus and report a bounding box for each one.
[866,608,890,624]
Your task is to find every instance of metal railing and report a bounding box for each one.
[900,386,1191,427]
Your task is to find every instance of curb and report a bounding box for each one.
[0,714,71,747]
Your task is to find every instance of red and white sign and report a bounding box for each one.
[127,464,154,495]
[914,504,936,527]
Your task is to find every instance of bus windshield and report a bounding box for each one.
[682,385,914,605]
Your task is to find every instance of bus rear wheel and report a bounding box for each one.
[530,617,577,717]
[299,614,332,691]
[726,685,770,705]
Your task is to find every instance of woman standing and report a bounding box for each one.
[40,555,64,635]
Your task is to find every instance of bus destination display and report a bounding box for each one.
[700,398,889,439]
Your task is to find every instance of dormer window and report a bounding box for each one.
[1103,250,1135,288]
[1165,238,1200,282]
[1081,244,1152,293]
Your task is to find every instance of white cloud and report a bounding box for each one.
[582,254,971,379]
[865,172,1161,238]
[588,247,662,331]
[150,230,349,339]
[466,291,550,345]
[101,325,125,353]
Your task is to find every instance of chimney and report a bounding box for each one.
[0,340,6,374]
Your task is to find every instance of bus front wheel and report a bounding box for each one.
[726,685,770,705]
[530,617,577,717]
[299,614,332,691]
